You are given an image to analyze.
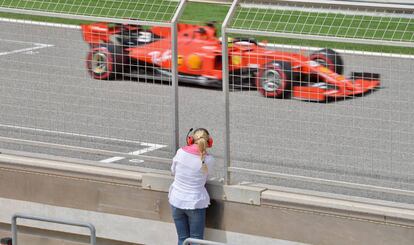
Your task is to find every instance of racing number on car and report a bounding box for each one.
[149,50,172,64]
[137,32,152,43]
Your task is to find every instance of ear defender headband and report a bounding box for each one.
[186,128,213,148]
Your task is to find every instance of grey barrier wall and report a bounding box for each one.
[0,155,413,245]
[0,0,413,205]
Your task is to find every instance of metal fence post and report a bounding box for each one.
[171,0,188,152]
[11,216,16,245]
[221,0,240,185]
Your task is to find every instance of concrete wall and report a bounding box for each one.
[0,154,413,245]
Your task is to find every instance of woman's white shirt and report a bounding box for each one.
[168,148,214,209]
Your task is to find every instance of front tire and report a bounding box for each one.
[256,61,293,99]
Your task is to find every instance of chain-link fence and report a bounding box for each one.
[0,0,187,166]
[1,0,414,204]
[222,0,414,203]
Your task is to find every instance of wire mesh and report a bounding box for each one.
[179,1,229,25]
[229,1,414,46]
[175,1,230,181]
[0,0,180,22]
[0,1,183,166]
[225,0,414,203]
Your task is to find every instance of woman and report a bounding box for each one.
[169,128,215,245]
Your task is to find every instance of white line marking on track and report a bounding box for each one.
[0,124,146,144]
[100,143,167,163]
[0,124,167,163]
[0,38,54,56]
[0,38,51,46]
[260,43,414,60]
[0,44,54,56]
[0,17,81,29]
[129,159,144,164]
[100,156,124,163]
[241,3,413,19]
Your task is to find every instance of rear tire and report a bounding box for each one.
[256,61,293,99]
[86,44,126,80]
[232,37,258,45]
[310,48,344,75]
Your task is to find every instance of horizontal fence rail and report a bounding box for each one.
[0,7,172,27]
[0,0,181,22]
[188,0,414,9]
[226,0,414,47]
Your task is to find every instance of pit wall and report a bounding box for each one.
[0,153,413,245]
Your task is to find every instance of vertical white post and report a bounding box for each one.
[171,0,188,152]
[222,0,240,185]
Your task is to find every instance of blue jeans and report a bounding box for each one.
[171,205,206,245]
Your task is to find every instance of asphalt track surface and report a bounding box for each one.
[1,21,413,204]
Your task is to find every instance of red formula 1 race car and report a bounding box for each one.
[81,22,380,101]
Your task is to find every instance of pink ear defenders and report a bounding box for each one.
[186,128,213,148]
